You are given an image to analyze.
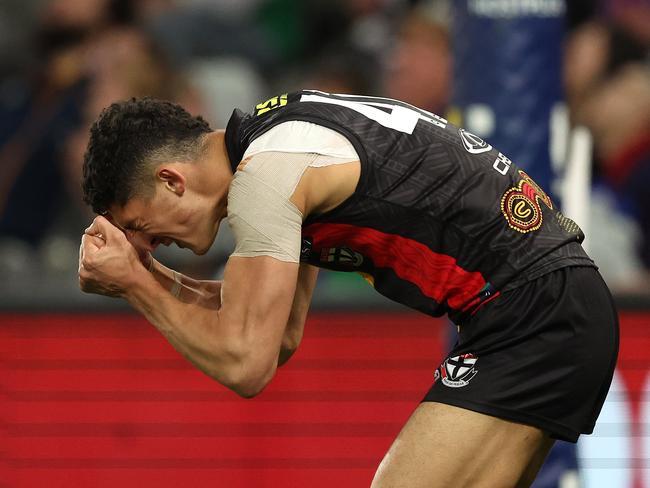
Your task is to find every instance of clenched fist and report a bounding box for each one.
[78,216,145,297]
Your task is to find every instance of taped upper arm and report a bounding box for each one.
[227,152,316,263]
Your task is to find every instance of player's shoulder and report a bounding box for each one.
[228,151,316,202]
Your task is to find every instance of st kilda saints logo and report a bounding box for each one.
[320,246,364,268]
[501,170,553,233]
[434,353,478,388]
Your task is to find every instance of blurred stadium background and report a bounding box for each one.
[0,0,649,486]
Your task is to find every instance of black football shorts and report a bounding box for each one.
[423,265,619,442]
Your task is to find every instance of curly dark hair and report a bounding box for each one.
[82,97,212,214]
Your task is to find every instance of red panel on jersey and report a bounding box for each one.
[303,222,487,311]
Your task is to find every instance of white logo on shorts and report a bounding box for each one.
[438,353,479,388]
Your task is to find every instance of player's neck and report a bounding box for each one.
[196,130,231,218]
[200,129,229,167]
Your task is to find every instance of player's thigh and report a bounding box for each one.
[516,437,555,488]
[371,402,554,488]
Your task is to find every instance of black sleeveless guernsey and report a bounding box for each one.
[224,90,594,324]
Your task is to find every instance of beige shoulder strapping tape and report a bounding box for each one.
[227,151,314,263]
[227,151,358,263]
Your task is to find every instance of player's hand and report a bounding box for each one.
[103,214,154,270]
[123,229,154,271]
[78,216,144,297]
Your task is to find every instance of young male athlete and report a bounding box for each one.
[79,91,619,487]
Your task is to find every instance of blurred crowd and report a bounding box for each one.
[564,0,650,293]
[0,0,648,302]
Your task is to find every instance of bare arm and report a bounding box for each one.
[147,257,222,309]
[79,217,299,398]
[278,264,319,367]
[148,257,317,367]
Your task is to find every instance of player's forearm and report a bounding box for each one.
[149,258,221,309]
[278,265,318,367]
[278,310,306,367]
[124,270,254,395]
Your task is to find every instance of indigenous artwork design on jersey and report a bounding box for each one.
[501,170,554,233]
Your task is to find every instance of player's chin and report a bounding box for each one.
[192,238,214,256]
[194,227,219,255]
[193,245,210,256]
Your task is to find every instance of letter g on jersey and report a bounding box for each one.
[458,128,493,154]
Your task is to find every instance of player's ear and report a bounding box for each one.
[157,167,186,196]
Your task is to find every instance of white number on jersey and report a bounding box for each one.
[300,91,447,135]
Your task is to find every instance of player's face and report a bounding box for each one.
[109,185,225,256]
